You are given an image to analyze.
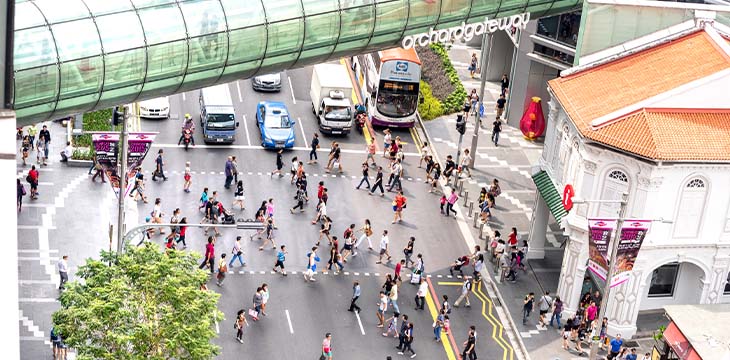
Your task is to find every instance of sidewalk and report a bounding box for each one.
[418,45,656,360]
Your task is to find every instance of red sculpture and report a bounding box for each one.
[520,97,546,141]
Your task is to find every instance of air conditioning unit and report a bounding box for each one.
[329,90,345,99]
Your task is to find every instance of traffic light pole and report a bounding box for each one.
[469,33,491,168]
[116,106,129,254]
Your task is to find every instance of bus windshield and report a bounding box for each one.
[324,106,352,121]
[206,113,235,130]
[376,81,419,118]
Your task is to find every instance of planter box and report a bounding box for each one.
[67,159,92,167]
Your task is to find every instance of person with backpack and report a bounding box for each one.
[538,290,553,327]
[216,254,228,286]
[454,277,472,308]
[27,165,39,200]
[234,309,248,343]
[449,255,470,276]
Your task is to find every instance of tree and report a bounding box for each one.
[52,242,222,360]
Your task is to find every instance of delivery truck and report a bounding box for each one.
[310,64,354,135]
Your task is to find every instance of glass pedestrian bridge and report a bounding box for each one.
[12,0,580,124]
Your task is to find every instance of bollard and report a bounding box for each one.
[473,212,479,228]
[458,178,465,195]
[463,190,469,206]
[468,201,474,218]
[479,223,486,240]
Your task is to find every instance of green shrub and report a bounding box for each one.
[429,43,467,114]
[418,81,444,121]
[71,147,95,161]
[73,108,114,148]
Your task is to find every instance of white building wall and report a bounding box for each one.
[541,91,730,337]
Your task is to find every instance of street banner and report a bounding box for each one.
[611,219,651,288]
[92,132,156,198]
[587,218,616,282]
[92,133,122,196]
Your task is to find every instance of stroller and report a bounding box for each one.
[218,203,236,224]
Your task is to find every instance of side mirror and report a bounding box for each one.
[292,120,296,125]
[318,110,323,116]
[236,122,240,128]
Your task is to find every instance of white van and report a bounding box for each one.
[199,85,238,144]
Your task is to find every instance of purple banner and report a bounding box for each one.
[92,132,156,198]
[611,220,651,288]
[587,219,615,282]
[124,133,155,197]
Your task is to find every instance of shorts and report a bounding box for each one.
[563,331,570,339]
[384,143,390,149]
[540,310,548,315]
[235,195,245,201]
[379,248,387,255]
[344,244,352,250]
[323,351,332,357]
[275,260,285,269]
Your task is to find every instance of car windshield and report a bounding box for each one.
[324,106,352,121]
[264,114,292,129]
[206,114,235,130]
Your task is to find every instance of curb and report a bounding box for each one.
[415,112,532,360]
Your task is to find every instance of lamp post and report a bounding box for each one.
[468,33,491,168]
[116,106,129,253]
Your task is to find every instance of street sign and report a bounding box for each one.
[563,184,574,211]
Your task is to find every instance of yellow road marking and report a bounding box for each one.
[437,282,464,286]
[339,58,373,146]
[425,288,458,360]
[473,282,514,360]
[409,127,421,153]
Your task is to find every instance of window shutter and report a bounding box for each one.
[674,184,706,238]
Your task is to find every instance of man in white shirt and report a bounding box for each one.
[57,255,69,290]
[376,230,391,264]
[415,278,428,310]
[454,277,472,307]
[60,142,72,162]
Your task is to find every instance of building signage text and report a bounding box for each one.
[402,12,531,49]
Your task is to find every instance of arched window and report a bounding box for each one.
[598,169,629,217]
[673,178,707,238]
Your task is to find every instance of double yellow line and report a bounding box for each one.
[473,281,514,360]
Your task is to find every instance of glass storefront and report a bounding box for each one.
[537,11,581,47]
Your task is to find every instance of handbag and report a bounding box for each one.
[410,272,421,284]
[248,309,259,319]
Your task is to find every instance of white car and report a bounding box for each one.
[138,97,170,119]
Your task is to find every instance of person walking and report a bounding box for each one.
[234,309,248,343]
[183,161,192,193]
[152,149,167,181]
[199,236,216,274]
[260,283,270,316]
[500,74,509,96]
[369,166,385,196]
[321,333,333,360]
[377,291,388,327]
[229,236,246,268]
[538,290,553,328]
[348,281,362,313]
[522,292,535,325]
[415,278,427,310]
[271,149,284,177]
[177,217,188,249]
[389,279,401,314]
[232,155,239,184]
[290,184,307,213]
[198,187,209,211]
[17,179,27,212]
[260,219,276,251]
[403,237,415,268]
[492,115,503,146]
[461,327,477,360]
[308,133,320,164]
[251,287,263,321]
[458,149,472,178]
[376,230,391,264]
[355,162,371,190]
[304,246,320,282]
[216,254,228,286]
[353,219,373,256]
[90,159,106,183]
[28,124,37,150]
[550,296,563,328]
[396,314,409,350]
[233,180,245,210]
[392,191,407,224]
[495,94,506,120]
[382,129,392,157]
[273,245,287,276]
[39,125,51,161]
[445,188,459,217]
[434,308,445,341]
[57,255,69,290]
[468,53,478,78]
[489,178,502,206]
[224,156,234,189]
[365,141,377,168]
[398,322,416,358]
[454,277,472,308]
[387,159,403,192]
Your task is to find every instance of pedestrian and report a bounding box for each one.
[382,129,392,157]
[182,161,192,193]
[389,279,401,314]
[289,156,299,184]
[398,322,416,358]
[443,155,456,183]
[341,224,356,262]
[265,198,277,228]
[150,198,165,235]
[454,277,472,307]
[495,94,506,121]
[382,312,400,337]
[291,183,307,213]
[327,243,344,274]
[152,149,167,181]
[224,156,234,189]
[415,278,427,310]
[304,246,320,282]
[17,179,26,212]
[522,292,535,324]
[377,291,388,327]
[348,281,362,312]
[442,295,451,315]
[366,141,377,167]
[459,149,472,178]
[235,309,248,343]
[396,314,409,350]
[198,187,209,211]
[28,124,37,150]
[428,162,442,194]
[489,178,501,205]
[469,89,479,115]
[308,133,320,164]
[273,245,288,276]
[57,255,69,290]
[492,115,503,147]
[355,162,371,190]
[20,135,30,166]
[177,217,188,249]
[233,180,245,210]
[500,73,509,96]
[260,219,276,251]
[251,287,263,321]
[392,191,407,224]
[321,333,333,360]
[473,253,485,281]
[369,166,385,196]
[468,53,478,78]
[607,334,624,360]
[353,219,373,256]
[434,308,445,341]
[260,283,270,316]
[229,236,246,268]
[403,237,415,268]
[330,143,343,173]
[216,254,228,286]
[36,135,47,166]
[271,149,284,177]
[394,259,405,283]
[461,327,477,360]
[538,290,553,328]
[387,159,403,192]
[376,230,391,264]
[445,187,459,217]
[90,159,106,183]
[199,236,216,274]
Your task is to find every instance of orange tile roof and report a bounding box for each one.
[548,30,730,161]
[588,109,730,161]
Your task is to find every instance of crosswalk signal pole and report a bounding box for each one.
[469,33,491,168]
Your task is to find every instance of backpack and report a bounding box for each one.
[26,174,32,183]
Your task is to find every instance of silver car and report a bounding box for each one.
[252,73,282,92]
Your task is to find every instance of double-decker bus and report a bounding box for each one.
[351,47,421,128]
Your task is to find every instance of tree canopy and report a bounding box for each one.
[52,242,222,360]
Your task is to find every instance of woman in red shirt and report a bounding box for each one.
[392,191,407,224]
[508,227,518,246]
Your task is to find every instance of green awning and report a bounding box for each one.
[532,170,569,224]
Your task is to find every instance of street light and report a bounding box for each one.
[572,194,672,360]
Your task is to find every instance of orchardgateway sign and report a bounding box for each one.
[402,12,530,49]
